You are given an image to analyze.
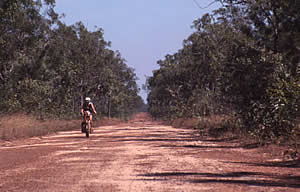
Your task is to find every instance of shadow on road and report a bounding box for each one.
[226,159,300,168]
[137,171,300,188]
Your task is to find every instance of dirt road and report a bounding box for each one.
[0,113,299,192]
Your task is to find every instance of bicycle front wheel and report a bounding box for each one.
[85,121,91,138]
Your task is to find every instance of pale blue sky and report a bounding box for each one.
[54,0,221,102]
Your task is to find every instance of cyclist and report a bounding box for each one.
[81,97,97,132]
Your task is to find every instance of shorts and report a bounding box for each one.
[84,111,91,116]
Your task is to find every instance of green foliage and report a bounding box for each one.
[0,0,144,119]
[147,0,300,142]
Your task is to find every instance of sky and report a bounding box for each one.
[54,0,221,102]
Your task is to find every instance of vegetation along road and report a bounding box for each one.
[0,113,299,192]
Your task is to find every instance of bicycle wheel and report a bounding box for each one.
[85,120,90,138]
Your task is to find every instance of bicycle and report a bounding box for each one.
[81,111,92,138]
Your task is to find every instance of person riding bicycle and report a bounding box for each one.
[81,97,97,132]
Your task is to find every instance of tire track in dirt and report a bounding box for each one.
[0,113,299,192]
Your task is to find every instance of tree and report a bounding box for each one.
[147,0,300,142]
[0,0,145,119]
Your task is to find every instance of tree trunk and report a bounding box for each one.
[107,94,111,119]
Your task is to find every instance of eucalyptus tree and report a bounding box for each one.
[147,0,299,141]
[0,0,144,118]
[0,0,57,112]
[46,22,142,118]
[147,13,231,119]
[216,0,300,140]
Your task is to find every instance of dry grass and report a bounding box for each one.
[171,118,199,128]
[0,114,125,141]
[171,115,229,129]
[171,116,300,155]
[0,114,79,140]
[170,115,242,138]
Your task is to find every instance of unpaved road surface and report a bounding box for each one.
[0,113,299,192]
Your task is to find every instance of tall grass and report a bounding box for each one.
[0,114,124,140]
[170,115,300,155]
[0,114,80,140]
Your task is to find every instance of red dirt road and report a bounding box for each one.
[0,113,299,192]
